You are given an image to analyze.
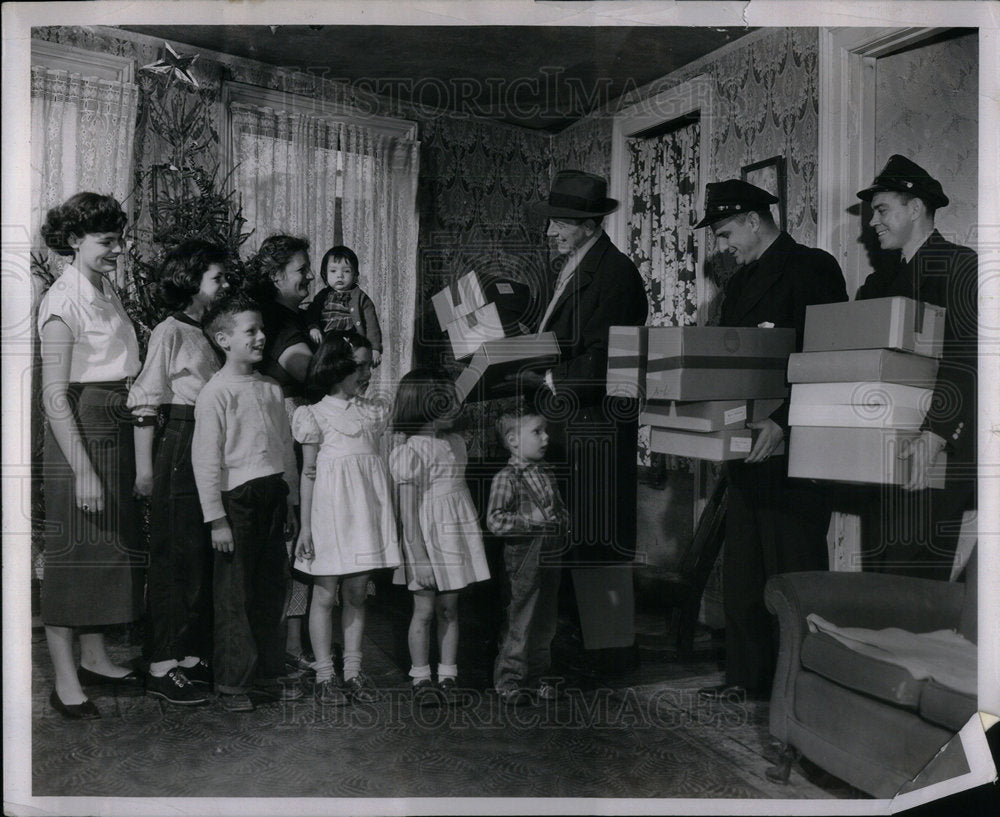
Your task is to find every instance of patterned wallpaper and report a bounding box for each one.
[548,28,821,324]
[549,116,613,179]
[875,31,978,249]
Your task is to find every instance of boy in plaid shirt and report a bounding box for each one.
[487,403,568,704]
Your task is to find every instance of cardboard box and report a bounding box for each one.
[649,426,786,461]
[454,332,560,403]
[790,382,933,410]
[802,297,945,358]
[432,273,533,330]
[788,426,946,488]
[645,326,796,401]
[445,301,534,360]
[787,349,939,387]
[640,398,785,432]
[787,404,927,429]
[606,326,648,399]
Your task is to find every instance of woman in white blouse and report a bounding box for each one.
[37,193,144,719]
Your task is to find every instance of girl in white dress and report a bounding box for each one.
[292,332,401,705]
[389,368,490,705]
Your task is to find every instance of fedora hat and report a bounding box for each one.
[530,170,619,219]
[857,154,949,209]
[695,179,779,229]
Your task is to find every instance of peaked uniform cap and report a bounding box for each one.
[530,170,619,219]
[695,179,779,229]
[856,154,949,209]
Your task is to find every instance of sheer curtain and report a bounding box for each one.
[230,103,420,398]
[30,65,140,284]
[340,122,419,401]
[30,65,139,583]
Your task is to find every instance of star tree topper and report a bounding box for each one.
[140,42,200,88]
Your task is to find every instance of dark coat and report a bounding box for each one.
[855,229,978,579]
[720,230,849,427]
[718,230,848,694]
[544,232,649,407]
[856,229,977,469]
[536,231,648,564]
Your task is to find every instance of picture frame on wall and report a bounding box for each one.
[741,155,787,231]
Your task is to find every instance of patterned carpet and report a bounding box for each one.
[30,581,860,801]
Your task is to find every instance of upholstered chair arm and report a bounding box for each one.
[764,571,964,743]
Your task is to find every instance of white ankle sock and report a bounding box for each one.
[149,660,178,677]
[409,664,431,684]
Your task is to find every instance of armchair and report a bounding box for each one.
[764,560,977,798]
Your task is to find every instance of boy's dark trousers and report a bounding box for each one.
[214,474,290,695]
[147,410,213,666]
[493,535,562,691]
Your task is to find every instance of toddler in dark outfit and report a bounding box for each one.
[304,245,383,367]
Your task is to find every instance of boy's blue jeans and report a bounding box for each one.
[213,474,290,695]
[493,535,562,691]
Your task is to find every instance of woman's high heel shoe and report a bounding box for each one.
[49,688,101,720]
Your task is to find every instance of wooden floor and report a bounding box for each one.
[29,578,863,803]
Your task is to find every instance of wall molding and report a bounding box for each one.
[30,39,135,83]
[219,79,418,185]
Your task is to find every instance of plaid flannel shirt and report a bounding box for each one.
[486,458,568,539]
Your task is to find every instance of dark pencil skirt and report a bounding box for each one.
[41,382,145,627]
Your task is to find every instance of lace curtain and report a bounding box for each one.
[30,66,140,284]
[626,119,700,468]
[30,65,139,582]
[230,103,420,399]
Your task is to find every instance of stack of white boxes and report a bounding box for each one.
[607,325,796,461]
[431,271,558,402]
[787,296,946,487]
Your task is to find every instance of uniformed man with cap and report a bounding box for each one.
[856,154,978,579]
[695,179,848,701]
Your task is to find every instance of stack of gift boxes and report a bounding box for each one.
[431,270,559,402]
[607,325,796,461]
[787,296,947,488]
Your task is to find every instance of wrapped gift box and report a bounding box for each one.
[790,382,932,409]
[649,426,785,461]
[432,270,488,325]
[802,297,945,359]
[606,326,648,399]
[432,272,532,330]
[445,301,534,360]
[645,326,795,400]
[640,397,785,432]
[787,349,939,387]
[454,332,560,403]
[788,426,946,488]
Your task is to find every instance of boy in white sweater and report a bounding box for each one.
[192,292,301,712]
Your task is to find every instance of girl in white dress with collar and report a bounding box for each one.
[292,332,401,705]
[389,368,490,704]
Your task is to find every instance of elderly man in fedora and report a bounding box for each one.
[695,179,847,701]
[856,154,978,579]
[524,169,647,672]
